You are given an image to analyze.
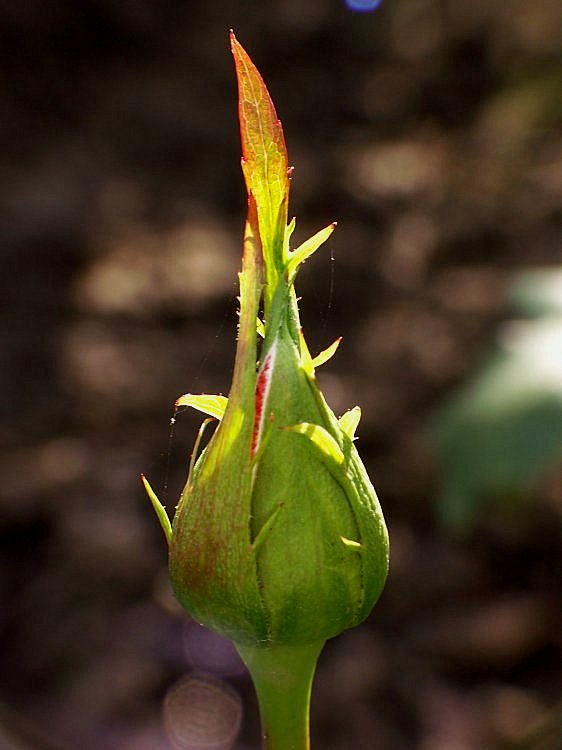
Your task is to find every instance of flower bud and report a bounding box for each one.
[147,33,389,650]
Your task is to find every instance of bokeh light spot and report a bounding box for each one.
[163,674,242,750]
[345,0,384,12]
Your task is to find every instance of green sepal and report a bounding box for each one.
[187,417,216,484]
[285,421,345,467]
[175,393,228,421]
[251,503,284,552]
[312,336,342,369]
[169,193,268,646]
[299,332,341,377]
[231,32,290,310]
[340,536,363,551]
[140,474,172,546]
[339,406,361,440]
[283,216,297,260]
[285,222,336,283]
[298,329,314,377]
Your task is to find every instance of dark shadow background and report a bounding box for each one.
[1,1,561,749]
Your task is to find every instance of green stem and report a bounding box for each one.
[235,640,325,750]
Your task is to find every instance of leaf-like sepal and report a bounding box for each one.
[286,222,336,282]
[312,337,342,369]
[298,329,315,377]
[284,216,297,260]
[141,474,172,545]
[285,421,345,466]
[339,406,362,440]
[175,394,228,421]
[340,536,363,551]
[231,30,289,299]
[299,332,341,377]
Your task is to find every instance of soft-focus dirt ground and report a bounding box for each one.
[1,2,561,749]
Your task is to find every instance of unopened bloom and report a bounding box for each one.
[144,33,388,651]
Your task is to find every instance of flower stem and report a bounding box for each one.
[235,640,325,750]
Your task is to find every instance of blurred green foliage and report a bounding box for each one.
[431,267,562,531]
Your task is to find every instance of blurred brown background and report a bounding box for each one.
[1,1,561,749]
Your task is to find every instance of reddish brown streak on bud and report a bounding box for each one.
[251,347,275,458]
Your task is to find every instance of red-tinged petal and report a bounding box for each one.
[251,342,277,458]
